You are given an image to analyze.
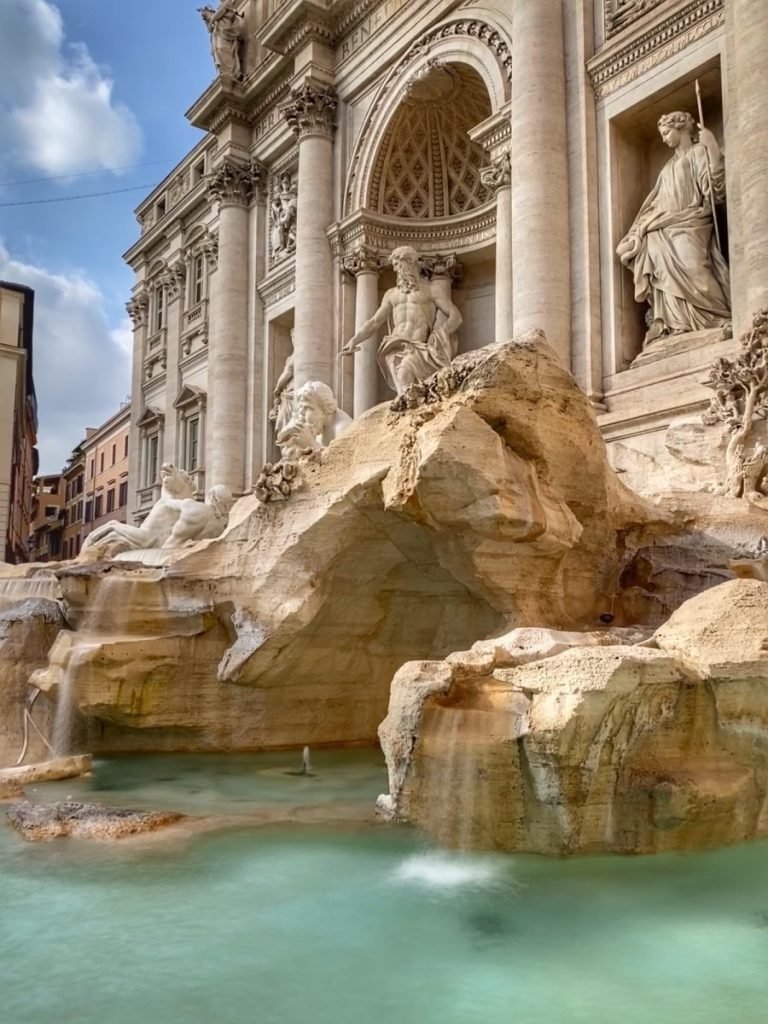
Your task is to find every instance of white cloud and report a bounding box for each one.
[0,0,141,176]
[0,241,131,474]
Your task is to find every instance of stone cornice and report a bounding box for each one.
[588,0,724,100]
[329,202,497,261]
[282,81,337,140]
[206,158,266,207]
[261,0,335,57]
[257,261,296,308]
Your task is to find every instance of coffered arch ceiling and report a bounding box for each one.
[368,63,493,219]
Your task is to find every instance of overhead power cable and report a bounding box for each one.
[0,159,175,188]
[0,184,157,208]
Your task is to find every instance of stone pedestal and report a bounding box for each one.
[344,246,382,416]
[206,160,261,494]
[283,83,337,390]
[481,153,513,344]
[510,0,571,365]
[732,0,768,325]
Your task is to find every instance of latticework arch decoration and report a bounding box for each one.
[370,64,492,219]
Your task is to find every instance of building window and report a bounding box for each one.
[193,253,205,305]
[106,489,115,514]
[124,435,129,457]
[84,500,93,524]
[89,459,95,479]
[94,495,103,519]
[156,197,166,219]
[99,452,104,473]
[118,481,128,508]
[185,417,199,472]
[147,434,159,486]
[154,285,165,332]
[44,505,57,518]
[111,443,116,465]
[193,158,205,184]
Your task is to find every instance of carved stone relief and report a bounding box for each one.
[270,172,297,262]
[126,290,149,328]
[605,0,665,38]
[480,150,511,193]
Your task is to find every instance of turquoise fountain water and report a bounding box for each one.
[3,751,768,1024]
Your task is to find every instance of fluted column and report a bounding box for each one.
[126,289,148,519]
[160,260,185,466]
[343,245,382,415]
[510,0,571,365]
[732,0,768,327]
[481,152,513,343]
[283,82,337,389]
[206,159,262,494]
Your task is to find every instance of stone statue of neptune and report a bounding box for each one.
[617,111,731,347]
[341,246,463,394]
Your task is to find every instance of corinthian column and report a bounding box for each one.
[126,289,149,519]
[206,159,262,494]
[481,152,513,344]
[731,0,768,326]
[510,0,571,365]
[343,245,382,415]
[282,82,337,390]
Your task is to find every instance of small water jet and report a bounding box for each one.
[284,746,316,777]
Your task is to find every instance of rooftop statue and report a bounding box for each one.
[199,0,244,80]
[341,246,463,395]
[617,110,731,347]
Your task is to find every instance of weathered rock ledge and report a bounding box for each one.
[6,801,185,841]
[380,578,768,855]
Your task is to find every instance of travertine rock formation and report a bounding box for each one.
[0,336,652,754]
[381,578,768,855]
[6,801,185,841]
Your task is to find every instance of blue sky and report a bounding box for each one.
[0,0,216,472]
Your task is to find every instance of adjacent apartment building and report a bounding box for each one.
[82,403,131,543]
[0,281,37,564]
[29,473,65,562]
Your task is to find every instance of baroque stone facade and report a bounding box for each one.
[123,0,764,516]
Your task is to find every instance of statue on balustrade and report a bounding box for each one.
[269,348,295,439]
[341,246,463,395]
[199,0,244,80]
[271,173,297,258]
[617,110,731,347]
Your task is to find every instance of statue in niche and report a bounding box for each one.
[341,246,463,394]
[271,173,297,257]
[276,382,352,463]
[269,347,295,439]
[199,0,244,80]
[617,111,731,348]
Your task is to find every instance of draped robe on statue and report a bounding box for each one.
[619,143,730,334]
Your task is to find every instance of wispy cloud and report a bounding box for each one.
[0,0,142,177]
[0,241,131,473]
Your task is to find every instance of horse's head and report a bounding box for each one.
[160,463,195,500]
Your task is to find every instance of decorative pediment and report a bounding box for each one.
[136,406,165,429]
[174,385,207,410]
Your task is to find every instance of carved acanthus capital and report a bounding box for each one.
[206,159,261,208]
[343,244,384,277]
[126,290,149,328]
[480,151,511,193]
[160,261,187,303]
[420,253,463,284]
[282,83,337,140]
[200,231,219,271]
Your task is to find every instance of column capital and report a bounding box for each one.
[480,151,511,193]
[282,82,337,140]
[159,261,186,304]
[343,244,384,277]
[206,158,265,208]
[420,252,463,284]
[126,289,149,328]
